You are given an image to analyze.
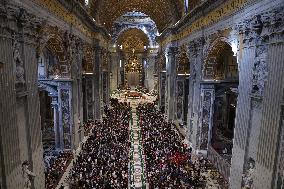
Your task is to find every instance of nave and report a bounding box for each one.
[45,97,228,189]
[1,1,284,188]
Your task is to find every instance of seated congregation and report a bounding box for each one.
[44,99,227,188]
[67,99,131,188]
[138,103,216,188]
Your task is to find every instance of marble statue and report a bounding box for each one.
[22,161,36,189]
[242,159,255,189]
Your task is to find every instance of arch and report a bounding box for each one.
[117,28,150,53]
[114,25,155,47]
[203,38,238,81]
[37,26,70,78]
[112,12,158,47]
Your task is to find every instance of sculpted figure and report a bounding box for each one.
[242,158,255,189]
[22,161,36,189]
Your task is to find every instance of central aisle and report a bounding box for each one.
[129,99,147,189]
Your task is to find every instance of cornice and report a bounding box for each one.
[35,0,110,41]
[158,0,249,47]
[57,0,110,40]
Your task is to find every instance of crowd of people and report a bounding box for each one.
[68,99,131,188]
[82,120,100,136]
[138,103,209,188]
[45,151,73,189]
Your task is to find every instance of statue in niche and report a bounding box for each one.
[13,35,25,85]
[242,158,255,189]
[22,161,36,189]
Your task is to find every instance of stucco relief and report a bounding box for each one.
[237,8,284,97]
[61,88,71,149]
[13,34,26,91]
[176,80,184,120]
[199,89,214,150]
[252,45,268,96]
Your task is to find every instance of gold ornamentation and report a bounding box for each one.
[125,53,142,73]
[91,0,183,32]
[204,41,237,80]
[118,28,149,53]
[37,0,94,38]
[161,0,248,47]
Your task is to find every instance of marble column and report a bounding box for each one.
[93,44,102,121]
[0,4,45,188]
[229,42,255,189]
[51,100,61,149]
[70,37,84,149]
[187,38,204,150]
[145,52,157,91]
[253,9,284,189]
[110,52,119,91]
[166,47,178,121]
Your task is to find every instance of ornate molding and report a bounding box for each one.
[187,37,205,59]
[160,0,248,47]
[237,7,284,46]
[236,8,284,97]
[199,87,214,151]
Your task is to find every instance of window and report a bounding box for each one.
[85,0,89,6]
[184,0,189,14]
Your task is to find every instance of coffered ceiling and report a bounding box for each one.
[89,0,184,32]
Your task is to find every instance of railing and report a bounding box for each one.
[207,145,231,182]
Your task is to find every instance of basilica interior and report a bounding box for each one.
[0,0,284,189]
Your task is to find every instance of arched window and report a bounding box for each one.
[85,0,89,6]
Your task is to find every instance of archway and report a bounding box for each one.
[116,28,150,89]
[38,47,62,170]
[203,40,239,180]
[176,46,190,125]
[205,41,238,158]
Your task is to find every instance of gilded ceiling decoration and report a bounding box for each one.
[117,28,149,52]
[44,26,67,64]
[160,0,248,47]
[90,0,183,32]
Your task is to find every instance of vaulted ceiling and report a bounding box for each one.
[90,0,184,32]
